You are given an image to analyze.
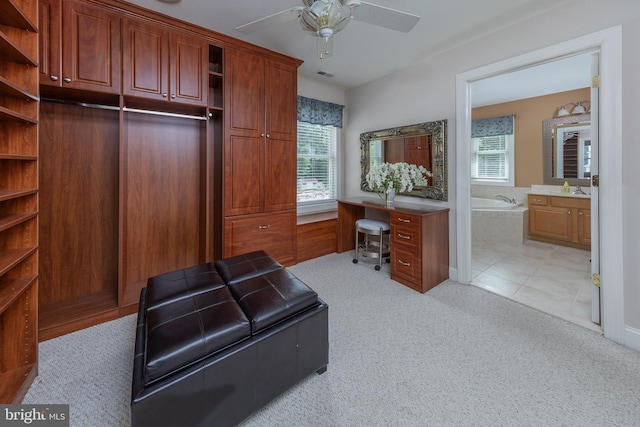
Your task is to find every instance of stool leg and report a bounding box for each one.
[353,227,359,263]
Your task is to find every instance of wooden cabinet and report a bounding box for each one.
[0,0,39,403]
[39,0,121,94]
[224,211,297,265]
[223,48,300,265]
[389,209,450,293]
[337,200,449,293]
[122,17,207,106]
[528,194,591,249]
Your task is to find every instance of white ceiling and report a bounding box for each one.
[121,0,588,102]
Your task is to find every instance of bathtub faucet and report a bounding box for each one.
[495,194,517,205]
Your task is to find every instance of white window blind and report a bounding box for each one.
[297,122,337,203]
[472,135,508,179]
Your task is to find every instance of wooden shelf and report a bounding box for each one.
[0,189,38,202]
[0,105,37,124]
[0,153,37,161]
[0,364,37,404]
[0,29,38,66]
[0,212,37,233]
[0,1,38,32]
[0,75,38,101]
[39,291,119,341]
[0,247,37,277]
[0,275,37,314]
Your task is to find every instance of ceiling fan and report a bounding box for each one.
[236,0,420,59]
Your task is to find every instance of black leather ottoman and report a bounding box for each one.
[131,251,329,427]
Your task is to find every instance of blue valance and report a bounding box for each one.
[472,115,514,138]
[297,96,344,128]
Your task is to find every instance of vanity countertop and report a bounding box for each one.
[530,185,591,198]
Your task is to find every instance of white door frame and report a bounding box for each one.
[455,27,624,344]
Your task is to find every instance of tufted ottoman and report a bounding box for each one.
[131,251,329,427]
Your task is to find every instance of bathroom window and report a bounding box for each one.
[471,115,515,186]
[471,133,514,186]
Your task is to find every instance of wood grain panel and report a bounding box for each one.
[224,135,264,216]
[171,31,207,105]
[265,59,296,140]
[39,102,119,305]
[296,219,337,262]
[122,113,202,288]
[225,49,263,135]
[264,137,296,212]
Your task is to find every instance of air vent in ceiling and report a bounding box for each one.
[316,70,334,77]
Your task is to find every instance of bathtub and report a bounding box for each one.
[472,197,522,210]
[471,197,529,246]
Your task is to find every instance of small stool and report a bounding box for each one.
[353,219,390,271]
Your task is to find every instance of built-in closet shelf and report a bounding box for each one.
[0,275,37,314]
[0,154,37,161]
[0,1,38,32]
[0,247,37,277]
[0,212,37,233]
[0,364,37,404]
[39,291,119,342]
[0,105,37,124]
[0,189,38,202]
[0,30,38,66]
[0,76,38,101]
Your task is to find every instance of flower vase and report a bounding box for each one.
[386,188,396,204]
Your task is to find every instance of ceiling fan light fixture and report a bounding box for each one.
[299,0,352,36]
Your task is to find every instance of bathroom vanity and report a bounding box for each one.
[528,194,591,250]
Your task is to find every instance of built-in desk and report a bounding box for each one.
[338,198,450,293]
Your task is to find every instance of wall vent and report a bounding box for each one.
[316,70,334,77]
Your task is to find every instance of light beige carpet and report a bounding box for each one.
[24,252,640,426]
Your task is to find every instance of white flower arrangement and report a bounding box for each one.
[366,162,432,196]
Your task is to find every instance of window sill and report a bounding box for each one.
[297,201,337,225]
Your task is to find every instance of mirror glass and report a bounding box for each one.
[543,114,591,185]
[360,119,447,201]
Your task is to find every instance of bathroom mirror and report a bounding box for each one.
[360,119,448,201]
[543,114,591,186]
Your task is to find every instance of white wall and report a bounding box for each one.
[344,0,640,333]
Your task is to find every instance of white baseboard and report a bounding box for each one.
[449,267,458,283]
[624,326,640,352]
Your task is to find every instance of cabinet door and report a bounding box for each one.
[224,135,264,216]
[39,0,62,87]
[62,0,121,94]
[170,31,208,106]
[225,48,264,136]
[577,208,591,244]
[529,205,572,241]
[264,60,297,212]
[122,18,169,101]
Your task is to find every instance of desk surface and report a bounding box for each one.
[338,197,449,216]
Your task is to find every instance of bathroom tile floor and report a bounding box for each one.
[470,239,601,333]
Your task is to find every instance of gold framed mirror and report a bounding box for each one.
[360,119,447,201]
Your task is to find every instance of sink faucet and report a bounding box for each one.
[495,194,516,204]
[572,185,587,195]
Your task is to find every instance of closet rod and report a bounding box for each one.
[41,98,120,111]
[123,107,207,121]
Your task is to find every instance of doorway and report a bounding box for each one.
[455,27,625,344]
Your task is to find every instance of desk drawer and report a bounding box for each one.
[390,245,421,283]
[391,225,421,249]
[390,212,421,229]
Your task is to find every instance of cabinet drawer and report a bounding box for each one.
[391,225,421,249]
[390,212,421,229]
[390,245,421,283]
[224,211,296,265]
[528,195,549,205]
[550,196,590,209]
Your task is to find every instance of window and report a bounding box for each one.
[471,134,514,185]
[297,121,337,204]
[471,115,515,186]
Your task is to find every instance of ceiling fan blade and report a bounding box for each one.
[349,1,420,33]
[236,7,304,34]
